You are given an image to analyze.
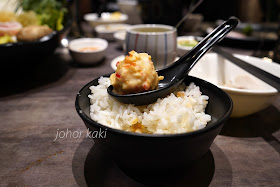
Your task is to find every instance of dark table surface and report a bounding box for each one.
[0,39,280,186]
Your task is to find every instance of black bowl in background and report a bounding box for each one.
[212,22,278,50]
[0,16,71,70]
[75,76,233,169]
[1,32,60,64]
[218,34,277,50]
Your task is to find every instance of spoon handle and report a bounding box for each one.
[212,46,280,91]
[171,17,239,81]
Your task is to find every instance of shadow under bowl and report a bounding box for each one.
[75,76,233,169]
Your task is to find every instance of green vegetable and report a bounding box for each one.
[242,25,253,36]
[21,0,67,31]
[178,39,198,47]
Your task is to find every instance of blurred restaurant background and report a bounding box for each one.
[78,0,280,22]
[76,0,280,25]
[1,0,280,69]
[68,0,280,62]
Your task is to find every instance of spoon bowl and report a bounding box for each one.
[108,17,239,105]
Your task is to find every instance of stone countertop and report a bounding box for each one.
[0,42,279,187]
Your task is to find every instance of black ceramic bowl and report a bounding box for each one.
[210,23,278,50]
[0,16,70,70]
[75,75,233,169]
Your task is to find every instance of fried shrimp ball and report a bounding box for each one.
[110,50,164,94]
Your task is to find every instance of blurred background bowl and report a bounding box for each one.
[0,23,70,68]
[177,36,199,56]
[0,12,71,75]
[75,75,232,169]
[84,12,128,28]
[189,53,280,117]
[113,30,126,49]
[68,38,108,65]
[206,21,278,50]
[95,23,130,41]
[1,31,62,62]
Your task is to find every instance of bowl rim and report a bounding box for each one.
[68,37,108,53]
[127,24,177,35]
[84,12,128,23]
[0,30,58,47]
[75,75,233,139]
[113,30,126,40]
[95,24,130,33]
[220,85,278,95]
[177,36,198,50]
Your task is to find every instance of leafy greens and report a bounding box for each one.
[21,0,67,31]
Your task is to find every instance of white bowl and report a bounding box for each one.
[113,30,126,48]
[84,12,128,28]
[68,38,108,65]
[95,24,129,41]
[177,36,199,56]
[189,53,279,118]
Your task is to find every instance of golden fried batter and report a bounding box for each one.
[110,50,164,94]
[17,25,53,42]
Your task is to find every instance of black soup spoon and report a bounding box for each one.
[108,17,239,105]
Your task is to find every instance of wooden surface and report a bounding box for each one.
[0,42,280,187]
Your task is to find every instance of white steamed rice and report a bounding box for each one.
[88,77,211,134]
